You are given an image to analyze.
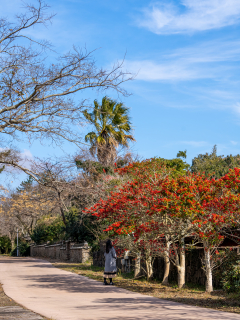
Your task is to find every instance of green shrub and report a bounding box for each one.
[31,208,102,248]
[31,217,64,245]
[10,243,30,257]
[222,260,240,293]
[64,207,98,246]
[0,236,11,254]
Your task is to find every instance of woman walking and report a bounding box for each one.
[103,239,117,285]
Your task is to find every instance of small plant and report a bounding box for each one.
[222,260,240,293]
[31,217,64,244]
[0,236,11,254]
[10,243,30,257]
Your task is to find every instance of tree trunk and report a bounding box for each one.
[203,243,213,292]
[177,239,185,288]
[177,266,185,288]
[134,252,141,278]
[146,256,153,281]
[60,206,67,226]
[97,143,116,166]
[58,192,67,226]
[11,239,15,250]
[162,243,170,285]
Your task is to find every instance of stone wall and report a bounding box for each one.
[30,241,90,263]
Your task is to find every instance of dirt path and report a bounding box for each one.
[0,256,239,320]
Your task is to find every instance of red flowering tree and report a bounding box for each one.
[85,159,174,280]
[85,159,196,284]
[85,160,240,292]
[192,168,240,292]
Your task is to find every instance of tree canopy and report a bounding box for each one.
[191,145,240,179]
[83,96,135,166]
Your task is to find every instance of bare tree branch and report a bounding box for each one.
[0,0,134,157]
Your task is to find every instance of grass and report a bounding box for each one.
[0,283,18,307]
[51,260,240,315]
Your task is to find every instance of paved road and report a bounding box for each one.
[0,257,239,320]
[0,306,44,320]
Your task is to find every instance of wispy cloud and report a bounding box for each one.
[232,102,240,115]
[125,40,240,81]
[137,0,240,34]
[125,60,210,81]
[15,149,34,170]
[0,148,33,173]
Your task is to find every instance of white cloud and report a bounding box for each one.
[125,60,203,81]
[20,149,34,169]
[230,140,238,145]
[138,0,240,34]
[21,149,33,160]
[125,40,240,81]
[233,102,240,115]
[0,148,34,173]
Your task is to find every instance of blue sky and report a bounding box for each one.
[1,0,240,186]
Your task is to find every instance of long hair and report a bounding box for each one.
[106,239,112,253]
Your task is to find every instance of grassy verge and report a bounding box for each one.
[52,261,240,314]
[0,283,18,307]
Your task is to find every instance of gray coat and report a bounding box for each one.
[104,247,117,272]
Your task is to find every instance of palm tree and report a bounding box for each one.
[83,96,135,166]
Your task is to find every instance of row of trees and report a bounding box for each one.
[0,83,136,246]
[85,157,240,293]
[0,154,114,247]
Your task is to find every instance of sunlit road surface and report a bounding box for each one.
[0,256,239,320]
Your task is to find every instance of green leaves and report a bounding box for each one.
[82,96,135,165]
[177,150,187,159]
[31,218,64,244]
[222,260,240,293]
[0,236,11,254]
[191,145,240,179]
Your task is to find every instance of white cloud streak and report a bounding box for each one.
[0,148,33,173]
[125,40,240,81]
[232,102,240,115]
[138,0,240,34]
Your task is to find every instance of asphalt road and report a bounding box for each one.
[0,256,239,320]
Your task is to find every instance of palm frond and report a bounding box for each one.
[84,96,135,164]
[83,110,94,123]
[85,132,97,143]
[97,136,106,145]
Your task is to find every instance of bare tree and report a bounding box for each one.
[0,0,133,171]
[27,157,109,226]
[8,189,53,235]
[0,192,20,249]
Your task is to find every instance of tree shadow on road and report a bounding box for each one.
[20,273,131,294]
[73,297,240,320]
